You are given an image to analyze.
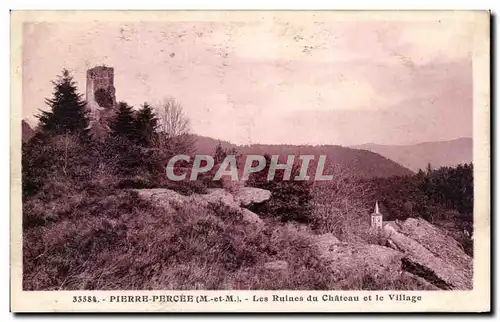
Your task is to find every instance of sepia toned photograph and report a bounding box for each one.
[10,10,490,312]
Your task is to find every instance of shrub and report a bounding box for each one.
[22,133,104,198]
[247,155,313,223]
[310,175,372,242]
[257,180,313,222]
[357,227,388,246]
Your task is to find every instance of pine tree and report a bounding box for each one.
[213,141,240,164]
[37,69,89,136]
[214,141,226,164]
[109,101,136,141]
[134,102,158,147]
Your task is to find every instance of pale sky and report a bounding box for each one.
[22,14,474,145]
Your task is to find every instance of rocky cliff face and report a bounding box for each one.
[133,187,472,290]
[383,218,473,290]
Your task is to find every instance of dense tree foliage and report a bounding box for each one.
[134,102,159,147]
[109,101,136,141]
[366,163,473,234]
[419,163,473,215]
[247,155,313,223]
[23,70,197,197]
[37,69,90,137]
[213,141,240,165]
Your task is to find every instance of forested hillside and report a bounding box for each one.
[193,135,414,179]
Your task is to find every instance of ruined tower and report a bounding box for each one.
[86,65,116,112]
[370,201,383,230]
[86,65,117,137]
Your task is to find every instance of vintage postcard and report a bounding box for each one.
[10,10,490,312]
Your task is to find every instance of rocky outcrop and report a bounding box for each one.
[383,218,473,290]
[313,233,340,253]
[264,260,289,271]
[311,218,471,290]
[313,234,404,278]
[234,187,272,207]
[133,187,271,226]
[132,188,472,290]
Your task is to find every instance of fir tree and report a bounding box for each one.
[213,141,240,164]
[109,101,136,141]
[134,102,158,147]
[37,69,89,136]
[214,141,226,164]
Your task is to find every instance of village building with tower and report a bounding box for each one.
[371,201,384,230]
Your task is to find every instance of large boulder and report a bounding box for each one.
[133,188,266,226]
[233,187,272,207]
[264,260,289,271]
[132,188,187,212]
[240,208,264,225]
[311,229,446,290]
[313,233,340,253]
[201,189,237,207]
[313,233,404,278]
[384,218,473,290]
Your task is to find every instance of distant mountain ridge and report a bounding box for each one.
[192,134,414,179]
[351,138,472,172]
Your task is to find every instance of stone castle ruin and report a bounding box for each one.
[85,65,117,135]
[86,66,116,115]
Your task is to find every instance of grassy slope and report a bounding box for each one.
[23,186,426,290]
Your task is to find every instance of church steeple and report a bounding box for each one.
[374,200,380,215]
[371,201,383,230]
